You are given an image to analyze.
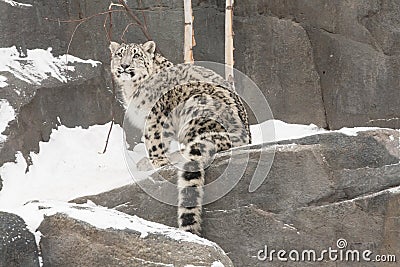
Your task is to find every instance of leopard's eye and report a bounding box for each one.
[133,54,140,59]
[116,51,123,57]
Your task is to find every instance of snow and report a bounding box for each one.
[184,262,225,267]
[0,123,133,210]
[335,126,384,136]
[389,185,400,194]
[0,46,100,85]
[0,99,15,142]
[250,119,397,145]
[0,122,223,248]
[0,0,32,8]
[13,200,218,248]
[0,75,8,87]
[250,120,326,144]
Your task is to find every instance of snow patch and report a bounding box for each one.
[0,99,15,141]
[0,123,133,210]
[335,127,383,136]
[250,120,327,144]
[14,200,218,248]
[0,46,100,85]
[389,186,400,194]
[250,119,395,145]
[211,261,225,267]
[0,75,8,87]
[185,261,225,267]
[0,0,32,8]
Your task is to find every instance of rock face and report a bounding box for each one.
[0,62,123,168]
[37,209,233,267]
[233,0,400,129]
[1,0,399,130]
[73,129,400,266]
[0,212,39,267]
[1,0,399,266]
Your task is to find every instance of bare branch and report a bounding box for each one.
[121,23,139,43]
[44,9,125,24]
[66,21,84,55]
[118,0,150,39]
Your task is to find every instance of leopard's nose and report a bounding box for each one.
[121,64,130,69]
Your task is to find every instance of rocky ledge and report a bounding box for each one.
[73,129,400,266]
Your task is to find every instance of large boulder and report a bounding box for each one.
[233,15,327,127]
[233,0,400,129]
[34,202,233,267]
[73,129,400,266]
[0,212,39,267]
[0,51,123,169]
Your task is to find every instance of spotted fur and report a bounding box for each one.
[110,41,251,235]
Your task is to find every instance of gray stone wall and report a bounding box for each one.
[1,0,398,130]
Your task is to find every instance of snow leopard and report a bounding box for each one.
[110,40,251,235]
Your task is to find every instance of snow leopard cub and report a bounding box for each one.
[110,40,251,235]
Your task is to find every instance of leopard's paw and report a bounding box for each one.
[136,157,154,171]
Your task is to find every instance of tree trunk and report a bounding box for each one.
[184,0,195,63]
[225,0,234,85]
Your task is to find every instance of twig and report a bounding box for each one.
[117,0,162,54]
[101,2,120,154]
[66,21,84,55]
[102,120,115,153]
[138,0,149,35]
[121,23,139,43]
[44,9,125,24]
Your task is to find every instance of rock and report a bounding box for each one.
[0,212,39,267]
[72,129,400,266]
[204,189,400,266]
[234,0,400,129]
[1,0,399,148]
[233,15,327,127]
[0,56,124,168]
[307,27,400,130]
[36,203,233,267]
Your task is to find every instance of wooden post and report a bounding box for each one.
[225,0,234,85]
[184,0,195,63]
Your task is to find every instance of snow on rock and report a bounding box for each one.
[211,261,225,267]
[0,0,32,8]
[0,123,133,211]
[0,75,7,87]
[389,185,400,194]
[250,120,326,144]
[184,262,225,267]
[15,200,218,248]
[250,119,396,145]
[0,46,100,85]
[0,99,15,142]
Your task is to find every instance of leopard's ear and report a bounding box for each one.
[142,41,156,54]
[109,41,120,54]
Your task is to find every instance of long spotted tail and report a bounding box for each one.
[177,132,231,235]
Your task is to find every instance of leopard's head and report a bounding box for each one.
[110,41,156,87]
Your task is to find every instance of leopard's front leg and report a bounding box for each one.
[138,113,174,171]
